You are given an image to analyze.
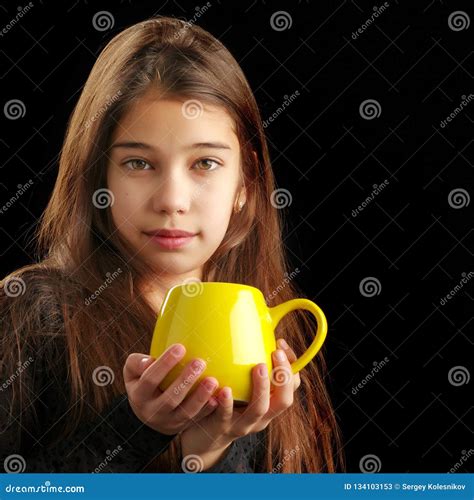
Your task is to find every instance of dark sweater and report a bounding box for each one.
[0,272,266,473]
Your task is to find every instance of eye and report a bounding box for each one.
[123,159,153,171]
[193,158,221,172]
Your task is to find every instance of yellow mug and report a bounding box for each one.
[149,282,328,404]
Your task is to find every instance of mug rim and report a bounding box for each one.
[159,282,264,316]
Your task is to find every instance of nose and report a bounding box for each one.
[151,170,190,215]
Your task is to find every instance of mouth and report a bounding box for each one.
[143,229,198,250]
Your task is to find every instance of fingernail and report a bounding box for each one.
[209,397,218,407]
[203,378,216,391]
[171,344,185,357]
[278,338,289,350]
[192,359,206,372]
[140,356,151,364]
[259,365,268,378]
[222,387,232,399]
[275,350,286,362]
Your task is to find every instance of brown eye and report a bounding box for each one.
[124,159,152,170]
[194,158,220,171]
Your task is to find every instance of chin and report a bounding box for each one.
[148,256,195,275]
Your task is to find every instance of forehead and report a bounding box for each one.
[112,93,240,152]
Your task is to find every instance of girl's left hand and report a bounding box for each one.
[179,338,301,466]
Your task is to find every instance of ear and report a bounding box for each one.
[235,181,247,206]
[239,184,247,205]
[240,151,257,204]
[236,152,255,206]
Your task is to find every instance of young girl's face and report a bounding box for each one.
[106,90,246,278]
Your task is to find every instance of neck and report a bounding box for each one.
[139,268,204,313]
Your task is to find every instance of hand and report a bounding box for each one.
[275,338,301,392]
[123,344,220,435]
[180,338,301,469]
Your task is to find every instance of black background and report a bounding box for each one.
[0,0,472,472]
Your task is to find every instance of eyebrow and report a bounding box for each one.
[109,141,232,152]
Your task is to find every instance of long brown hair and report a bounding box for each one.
[0,16,344,472]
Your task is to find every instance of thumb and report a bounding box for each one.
[123,353,155,384]
[139,355,155,373]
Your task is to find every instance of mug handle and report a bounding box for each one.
[268,299,328,374]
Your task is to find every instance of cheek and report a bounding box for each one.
[199,189,234,236]
[108,178,144,230]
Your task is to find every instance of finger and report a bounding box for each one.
[134,344,186,401]
[179,398,219,432]
[215,386,234,425]
[269,349,294,414]
[158,357,208,412]
[173,376,219,422]
[277,338,297,363]
[191,396,219,423]
[123,353,156,385]
[238,364,270,428]
[293,373,301,391]
[276,339,301,392]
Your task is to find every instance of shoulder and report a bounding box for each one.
[0,266,74,442]
[0,264,79,331]
[0,263,78,355]
[1,263,73,302]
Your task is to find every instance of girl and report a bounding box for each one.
[0,16,344,473]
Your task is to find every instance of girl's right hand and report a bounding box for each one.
[123,344,219,435]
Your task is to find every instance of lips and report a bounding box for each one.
[143,229,197,238]
[143,228,198,250]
